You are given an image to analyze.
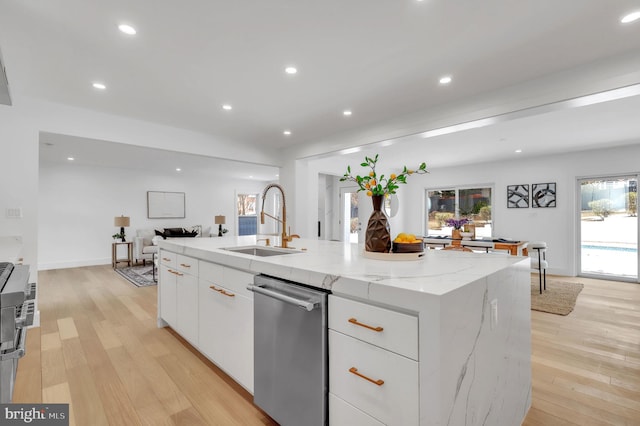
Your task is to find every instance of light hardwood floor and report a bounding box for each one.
[13,266,640,425]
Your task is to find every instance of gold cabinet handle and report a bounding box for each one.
[209,285,235,297]
[168,269,183,276]
[179,263,191,268]
[162,257,172,262]
[349,367,384,386]
[348,317,383,332]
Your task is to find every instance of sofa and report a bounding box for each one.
[133,225,209,265]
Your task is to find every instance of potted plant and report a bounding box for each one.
[341,154,428,252]
[445,217,470,240]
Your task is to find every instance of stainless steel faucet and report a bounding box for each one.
[260,183,299,249]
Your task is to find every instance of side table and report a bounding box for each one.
[112,241,133,268]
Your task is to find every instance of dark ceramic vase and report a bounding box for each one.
[365,195,391,253]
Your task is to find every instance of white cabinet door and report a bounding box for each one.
[198,266,254,393]
[216,288,253,393]
[159,265,177,328]
[175,271,199,345]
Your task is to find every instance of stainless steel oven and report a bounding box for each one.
[0,262,35,403]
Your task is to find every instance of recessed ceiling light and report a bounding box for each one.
[439,75,452,85]
[621,11,640,23]
[285,66,298,74]
[276,174,279,177]
[343,110,352,116]
[249,175,253,179]
[67,157,75,161]
[176,168,181,172]
[92,82,106,90]
[118,24,137,35]
[515,149,522,153]
[283,130,291,135]
[222,104,232,110]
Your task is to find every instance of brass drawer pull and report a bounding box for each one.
[179,263,191,268]
[168,269,183,276]
[162,257,172,262]
[349,367,384,386]
[348,317,383,332]
[210,285,235,297]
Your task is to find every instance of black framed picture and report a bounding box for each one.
[532,183,557,208]
[507,184,529,208]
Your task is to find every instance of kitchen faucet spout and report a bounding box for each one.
[260,184,297,249]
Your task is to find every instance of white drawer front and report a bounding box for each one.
[159,250,177,267]
[329,295,418,360]
[329,331,419,426]
[199,261,224,284]
[222,267,255,298]
[177,254,198,275]
[329,393,384,426]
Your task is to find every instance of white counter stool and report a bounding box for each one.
[529,241,548,294]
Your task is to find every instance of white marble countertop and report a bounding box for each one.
[159,236,529,307]
[0,235,23,263]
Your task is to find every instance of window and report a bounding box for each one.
[426,187,493,237]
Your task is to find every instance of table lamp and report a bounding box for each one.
[114,215,130,242]
[215,215,226,237]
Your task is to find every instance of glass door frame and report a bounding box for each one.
[577,173,639,283]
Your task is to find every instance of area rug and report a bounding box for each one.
[531,278,583,316]
[115,265,156,287]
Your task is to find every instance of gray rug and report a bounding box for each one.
[531,279,583,316]
[115,264,156,287]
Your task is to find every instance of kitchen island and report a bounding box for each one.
[158,236,531,426]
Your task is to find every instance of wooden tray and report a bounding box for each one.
[362,250,425,261]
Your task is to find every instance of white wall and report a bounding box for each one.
[0,106,38,276]
[0,98,280,273]
[401,143,640,276]
[38,161,270,270]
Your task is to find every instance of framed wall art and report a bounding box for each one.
[531,183,556,208]
[147,191,186,218]
[507,184,529,208]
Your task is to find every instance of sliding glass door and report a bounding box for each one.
[579,176,638,281]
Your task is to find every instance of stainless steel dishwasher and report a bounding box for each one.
[248,274,328,426]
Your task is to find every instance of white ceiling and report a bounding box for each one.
[38,133,280,181]
[2,0,640,170]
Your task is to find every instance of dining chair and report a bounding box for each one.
[460,240,494,253]
[529,241,548,294]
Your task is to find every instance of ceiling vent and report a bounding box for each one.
[0,47,12,106]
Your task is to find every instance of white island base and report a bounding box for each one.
[157,237,531,426]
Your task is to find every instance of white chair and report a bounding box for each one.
[133,229,159,266]
[529,241,548,294]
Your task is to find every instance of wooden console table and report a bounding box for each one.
[112,241,133,268]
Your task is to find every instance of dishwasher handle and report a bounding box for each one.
[247,284,318,312]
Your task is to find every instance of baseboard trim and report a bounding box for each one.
[38,258,111,270]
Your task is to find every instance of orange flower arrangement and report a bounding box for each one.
[340,154,428,196]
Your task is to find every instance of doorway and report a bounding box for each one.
[339,187,373,244]
[237,193,259,236]
[578,176,638,281]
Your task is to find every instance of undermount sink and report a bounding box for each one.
[222,245,302,257]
